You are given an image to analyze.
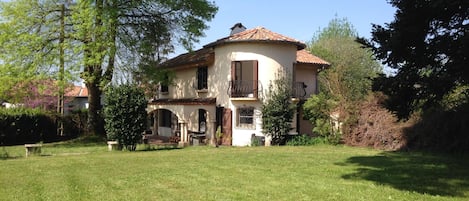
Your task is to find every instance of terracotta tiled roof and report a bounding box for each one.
[159,26,329,69]
[65,86,88,97]
[159,48,214,69]
[296,50,330,66]
[204,27,306,50]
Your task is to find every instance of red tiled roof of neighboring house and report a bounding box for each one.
[65,86,88,97]
[158,48,215,69]
[204,26,306,50]
[296,50,330,66]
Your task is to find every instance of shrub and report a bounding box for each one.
[286,135,326,146]
[303,93,341,145]
[250,134,265,146]
[345,93,408,151]
[262,74,296,145]
[406,104,469,153]
[63,109,87,137]
[0,108,58,145]
[104,84,147,151]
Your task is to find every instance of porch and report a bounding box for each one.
[146,98,218,146]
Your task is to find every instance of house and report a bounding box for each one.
[64,85,89,115]
[147,24,329,146]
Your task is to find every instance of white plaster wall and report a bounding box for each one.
[64,97,88,115]
[152,41,303,146]
[173,68,196,99]
[229,101,263,146]
[213,43,297,105]
[159,62,222,100]
[214,42,298,146]
[295,64,319,98]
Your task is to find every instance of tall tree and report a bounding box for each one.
[359,0,469,118]
[0,0,78,104]
[304,17,381,138]
[1,0,218,135]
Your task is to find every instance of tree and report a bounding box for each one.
[303,92,340,144]
[262,73,296,145]
[104,84,147,151]
[305,17,381,139]
[0,0,78,107]
[0,0,218,136]
[359,0,469,118]
[73,0,218,135]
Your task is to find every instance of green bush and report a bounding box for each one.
[262,74,296,145]
[0,108,58,145]
[286,135,327,146]
[104,84,147,151]
[303,93,342,145]
[63,109,87,137]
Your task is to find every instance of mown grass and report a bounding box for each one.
[1,142,468,201]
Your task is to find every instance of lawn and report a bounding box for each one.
[1,141,468,201]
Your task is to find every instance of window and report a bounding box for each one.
[230,60,258,98]
[196,66,208,90]
[198,109,207,132]
[160,84,168,93]
[237,107,255,128]
[160,74,169,93]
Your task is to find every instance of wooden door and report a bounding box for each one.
[222,108,232,145]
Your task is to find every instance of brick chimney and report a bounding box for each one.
[230,23,246,35]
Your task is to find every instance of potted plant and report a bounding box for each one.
[215,126,223,147]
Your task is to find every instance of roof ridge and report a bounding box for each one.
[203,26,306,50]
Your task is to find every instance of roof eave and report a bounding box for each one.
[204,39,306,50]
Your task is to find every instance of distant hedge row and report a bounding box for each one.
[0,108,84,145]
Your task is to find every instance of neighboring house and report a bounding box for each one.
[147,23,329,146]
[64,85,89,115]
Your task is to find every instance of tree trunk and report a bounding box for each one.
[86,80,104,136]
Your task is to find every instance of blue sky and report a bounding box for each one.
[175,0,397,56]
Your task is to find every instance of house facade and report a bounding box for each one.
[64,85,89,115]
[147,24,329,146]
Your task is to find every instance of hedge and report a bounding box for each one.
[0,108,81,145]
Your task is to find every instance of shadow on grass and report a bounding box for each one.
[46,135,107,148]
[137,145,182,152]
[0,152,20,160]
[338,151,469,197]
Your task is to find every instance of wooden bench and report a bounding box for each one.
[24,144,42,157]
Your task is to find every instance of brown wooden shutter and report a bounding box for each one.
[231,61,236,97]
[253,60,258,98]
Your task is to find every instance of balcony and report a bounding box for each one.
[292,82,307,99]
[228,80,261,99]
[228,81,308,99]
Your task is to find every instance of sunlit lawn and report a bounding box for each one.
[1,140,468,201]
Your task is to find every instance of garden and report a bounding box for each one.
[1,139,468,201]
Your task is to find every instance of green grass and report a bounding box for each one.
[1,142,468,201]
